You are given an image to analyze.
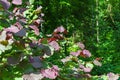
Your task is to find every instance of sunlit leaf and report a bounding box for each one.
[83,67,92,73]
[4,25,19,33]
[79,63,93,73]
[29,0,35,5]
[12,0,22,5]
[81,49,91,57]
[54,26,66,33]
[22,74,34,80]
[93,60,102,66]
[15,78,23,80]
[49,41,60,51]
[41,65,59,79]
[29,25,39,36]
[107,72,119,80]
[22,73,44,80]
[77,42,85,49]
[60,1,71,6]
[61,56,72,63]
[0,31,7,41]
[70,50,81,57]
[35,6,42,14]
[86,63,94,69]
[0,31,12,54]
[14,22,23,29]
[0,44,6,53]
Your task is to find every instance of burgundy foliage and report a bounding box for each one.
[0,0,10,9]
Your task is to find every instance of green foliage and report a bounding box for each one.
[0,0,120,79]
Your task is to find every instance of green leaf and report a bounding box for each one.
[0,25,3,30]
[41,38,48,44]
[0,19,10,27]
[32,15,38,19]
[2,78,12,80]
[29,0,35,5]
[99,75,108,80]
[15,77,23,80]
[86,62,94,69]
[60,1,71,6]
[0,4,4,10]
[24,66,34,73]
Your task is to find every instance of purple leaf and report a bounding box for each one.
[31,62,42,68]
[14,28,26,37]
[12,0,22,5]
[53,33,64,40]
[79,64,85,69]
[13,8,26,17]
[29,25,39,35]
[70,52,78,56]
[33,19,42,26]
[77,42,85,49]
[4,25,20,33]
[38,44,51,56]
[29,43,52,57]
[49,41,60,51]
[29,56,42,68]
[5,22,25,36]
[83,67,92,73]
[82,49,91,57]
[19,19,27,24]
[9,15,14,20]
[79,64,92,73]
[52,65,59,71]
[14,22,23,29]
[54,26,66,33]
[29,42,38,48]
[41,65,59,79]
[0,0,10,9]
[7,53,24,65]
[70,50,81,57]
